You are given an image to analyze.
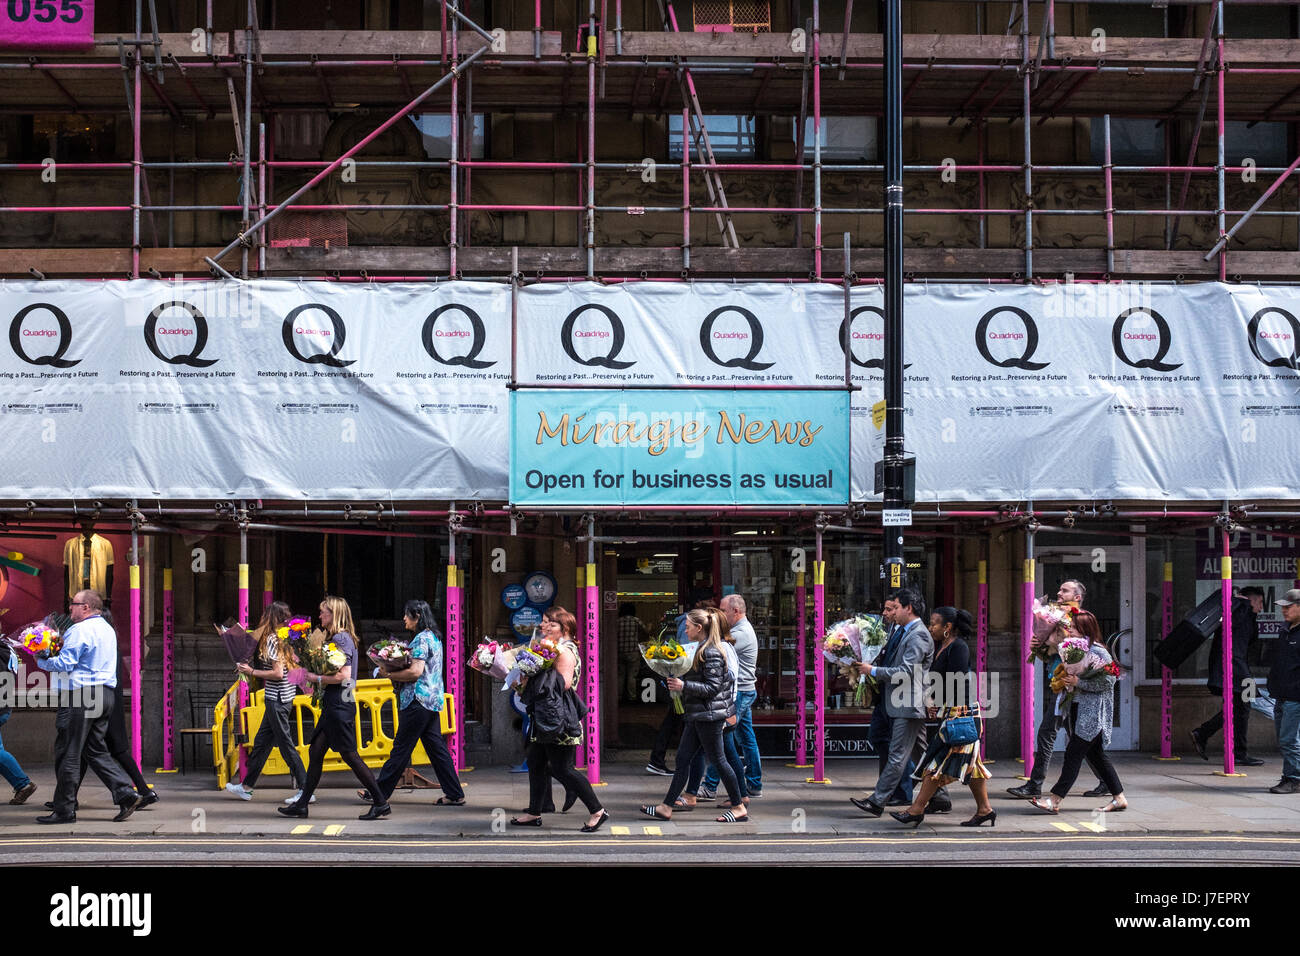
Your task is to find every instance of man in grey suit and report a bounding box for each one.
[851,588,934,817]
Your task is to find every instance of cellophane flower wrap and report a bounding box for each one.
[504,633,562,689]
[1027,598,1079,662]
[469,638,520,681]
[823,614,888,705]
[367,638,412,670]
[283,623,345,706]
[640,632,700,714]
[12,621,63,660]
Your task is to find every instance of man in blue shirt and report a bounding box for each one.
[36,589,141,824]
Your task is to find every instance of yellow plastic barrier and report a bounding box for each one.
[212,681,242,789]
[216,679,456,781]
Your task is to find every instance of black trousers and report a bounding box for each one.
[1029,712,1108,786]
[78,684,150,795]
[526,741,602,816]
[53,688,135,815]
[295,709,384,808]
[376,703,464,802]
[649,704,683,767]
[241,697,307,791]
[664,718,742,808]
[1050,707,1124,799]
[1195,687,1252,753]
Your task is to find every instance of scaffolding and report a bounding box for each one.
[3,1,1300,280]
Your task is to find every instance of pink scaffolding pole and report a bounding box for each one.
[1158,554,1176,759]
[161,565,175,771]
[810,531,829,784]
[1218,522,1238,776]
[583,523,602,785]
[793,569,809,767]
[446,524,465,771]
[977,552,989,703]
[813,0,823,279]
[682,107,691,270]
[1021,522,1036,779]
[129,511,142,767]
[236,517,250,781]
[449,3,460,278]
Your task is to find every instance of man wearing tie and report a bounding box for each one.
[851,588,935,817]
[860,596,913,807]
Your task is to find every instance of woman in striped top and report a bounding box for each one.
[225,601,308,802]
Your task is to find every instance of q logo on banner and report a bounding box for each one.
[9,303,81,368]
[560,304,635,369]
[975,306,1049,371]
[839,305,909,371]
[144,301,219,368]
[1246,307,1300,370]
[1111,307,1182,372]
[281,304,355,367]
[422,304,496,369]
[700,306,774,370]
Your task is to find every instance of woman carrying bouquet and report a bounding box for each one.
[226,601,308,803]
[1030,609,1128,814]
[365,599,466,809]
[278,596,387,820]
[510,607,608,832]
[890,607,994,827]
[677,607,748,810]
[640,608,748,824]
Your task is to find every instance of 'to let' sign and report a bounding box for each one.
[0,0,95,50]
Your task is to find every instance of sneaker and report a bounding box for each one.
[695,787,717,800]
[9,781,36,805]
[747,788,763,798]
[225,782,253,801]
[645,763,672,776]
[283,791,317,805]
[1268,778,1300,794]
[1238,755,1265,767]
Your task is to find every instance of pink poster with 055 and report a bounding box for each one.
[0,0,94,50]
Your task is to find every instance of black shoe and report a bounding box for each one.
[510,815,543,827]
[359,803,391,820]
[884,796,912,807]
[136,790,160,809]
[1189,729,1208,761]
[645,763,673,776]
[960,809,997,828]
[36,812,76,825]
[1269,778,1300,794]
[1238,755,1265,767]
[925,796,953,814]
[561,789,578,813]
[113,795,143,822]
[1006,783,1041,799]
[580,810,610,832]
[850,796,883,817]
[277,804,309,818]
[1082,784,1109,798]
[889,809,924,828]
[43,799,79,812]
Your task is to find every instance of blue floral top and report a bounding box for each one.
[403,629,445,712]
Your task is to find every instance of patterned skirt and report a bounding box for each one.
[912,705,990,786]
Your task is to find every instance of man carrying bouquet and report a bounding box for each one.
[36,590,142,824]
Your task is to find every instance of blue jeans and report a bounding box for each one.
[705,690,762,793]
[0,713,31,791]
[1275,699,1300,782]
[687,725,748,799]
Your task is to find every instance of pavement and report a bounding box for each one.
[2,753,1298,863]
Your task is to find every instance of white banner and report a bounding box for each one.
[0,279,1297,502]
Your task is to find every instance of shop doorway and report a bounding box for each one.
[1035,547,1137,750]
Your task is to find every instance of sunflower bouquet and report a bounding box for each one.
[640,633,700,713]
[283,623,347,706]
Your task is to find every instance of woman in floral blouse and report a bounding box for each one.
[365,599,466,810]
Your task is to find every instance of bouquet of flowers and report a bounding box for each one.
[283,623,347,706]
[1027,598,1079,663]
[503,633,563,689]
[469,638,516,680]
[640,633,699,713]
[367,638,412,670]
[1049,636,1120,705]
[823,614,889,705]
[11,621,63,660]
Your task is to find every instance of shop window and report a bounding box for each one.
[796,116,878,161]
[1090,117,1164,166]
[668,113,758,160]
[410,113,486,159]
[1225,121,1291,170]
[19,114,116,163]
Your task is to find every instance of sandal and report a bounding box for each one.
[1097,797,1128,813]
[716,809,749,823]
[639,805,672,821]
[1028,796,1060,815]
[673,798,696,811]
[435,797,466,806]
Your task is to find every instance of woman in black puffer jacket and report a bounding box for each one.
[641,608,749,823]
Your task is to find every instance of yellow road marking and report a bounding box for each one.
[1051,821,1078,832]
[642,826,662,836]
[610,826,631,835]
[290,825,312,835]
[324,825,346,836]
[1078,821,1106,833]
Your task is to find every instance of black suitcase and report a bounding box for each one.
[1184,591,1225,639]
[1153,619,1210,670]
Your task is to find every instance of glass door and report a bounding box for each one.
[1034,548,1136,751]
